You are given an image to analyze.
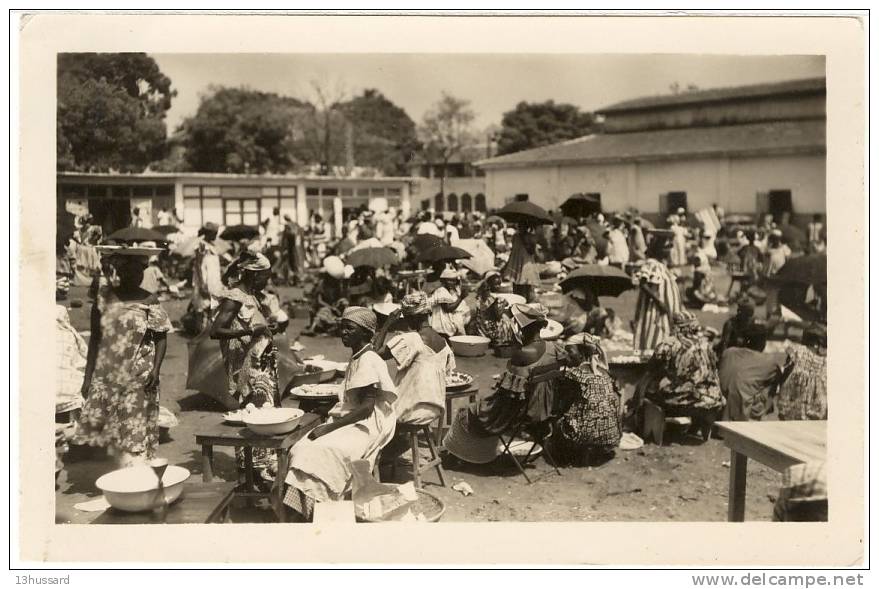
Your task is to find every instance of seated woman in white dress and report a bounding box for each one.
[282,307,397,521]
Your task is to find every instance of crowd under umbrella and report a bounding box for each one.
[496,201,553,226]
[105,226,168,244]
[345,246,399,269]
[152,225,182,236]
[220,224,260,241]
[416,245,472,264]
[484,215,506,227]
[559,264,634,298]
[409,234,445,253]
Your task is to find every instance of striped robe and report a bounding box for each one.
[632,259,682,351]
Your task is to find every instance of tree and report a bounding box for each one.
[337,89,420,176]
[496,100,595,156]
[57,53,175,172]
[295,81,350,176]
[419,93,477,200]
[178,86,310,174]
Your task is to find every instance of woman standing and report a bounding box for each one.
[668,214,689,268]
[283,307,397,521]
[555,333,622,465]
[429,268,471,338]
[632,240,683,351]
[503,224,542,302]
[211,253,287,481]
[76,252,172,466]
[466,270,516,347]
[190,222,223,332]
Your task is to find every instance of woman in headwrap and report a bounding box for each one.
[211,253,288,482]
[554,333,622,464]
[374,292,453,465]
[283,307,397,521]
[466,270,517,347]
[631,237,683,351]
[444,303,571,465]
[668,214,690,268]
[190,223,223,332]
[641,311,725,437]
[75,252,172,466]
[428,267,471,338]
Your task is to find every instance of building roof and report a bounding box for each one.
[474,120,825,169]
[597,77,826,114]
[57,171,418,183]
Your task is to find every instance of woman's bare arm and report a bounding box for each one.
[210,298,264,339]
[80,303,102,395]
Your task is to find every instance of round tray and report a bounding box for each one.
[290,383,342,400]
[445,371,474,391]
[356,489,446,523]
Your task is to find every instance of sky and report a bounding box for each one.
[152,53,825,134]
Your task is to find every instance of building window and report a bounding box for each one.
[447,193,458,212]
[280,186,297,197]
[461,193,472,212]
[322,187,339,197]
[224,198,260,226]
[475,193,487,212]
[183,185,200,197]
[306,187,320,196]
[421,199,430,211]
[155,185,172,197]
[661,191,688,215]
[434,193,444,212]
[261,186,280,197]
[387,187,402,197]
[112,186,132,198]
[183,197,202,226]
[202,186,221,197]
[370,188,386,197]
[768,189,793,220]
[341,188,354,197]
[132,186,153,197]
[87,186,107,198]
[357,188,369,197]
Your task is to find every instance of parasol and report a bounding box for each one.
[559,264,634,298]
[560,193,602,218]
[152,225,182,236]
[496,201,553,226]
[220,224,260,241]
[106,227,168,244]
[416,245,472,264]
[769,254,826,286]
[551,212,578,226]
[410,234,445,253]
[346,246,399,268]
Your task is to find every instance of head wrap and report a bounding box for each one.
[341,306,377,334]
[510,302,548,329]
[440,267,460,281]
[323,255,345,279]
[240,253,271,272]
[401,291,430,316]
[565,332,610,375]
[673,310,699,333]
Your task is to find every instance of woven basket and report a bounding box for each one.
[356,489,446,523]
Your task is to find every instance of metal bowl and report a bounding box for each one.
[96,465,190,513]
[243,407,305,436]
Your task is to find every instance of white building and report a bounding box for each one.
[475,77,826,227]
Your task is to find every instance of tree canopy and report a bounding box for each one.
[57,53,175,172]
[178,87,310,174]
[496,100,596,156]
[338,89,419,176]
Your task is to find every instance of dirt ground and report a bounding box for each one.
[55,272,782,524]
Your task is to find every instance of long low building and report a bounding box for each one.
[57,172,417,236]
[475,77,826,227]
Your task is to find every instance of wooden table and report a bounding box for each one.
[716,420,826,522]
[194,412,322,522]
[608,357,649,412]
[91,480,237,524]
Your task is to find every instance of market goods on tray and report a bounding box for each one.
[610,354,645,365]
[445,370,474,390]
[291,383,343,399]
[223,402,272,424]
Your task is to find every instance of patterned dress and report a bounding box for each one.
[76,287,172,463]
[649,333,725,411]
[217,287,282,476]
[467,293,516,346]
[776,344,827,421]
[632,259,683,351]
[558,366,622,457]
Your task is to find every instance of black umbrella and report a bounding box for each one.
[106,227,167,243]
[560,193,602,218]
[780,224,807,250]
[496,201,553,226]
[220,224,260,241]
[770,254,827,286]
[416,245,472,264]
[346,246,399,268]
[559,264,634,298]
[410,234,445,253]
[152,224,182,236]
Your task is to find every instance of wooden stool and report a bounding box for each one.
[640,400,721,445]
[392,423,447,489]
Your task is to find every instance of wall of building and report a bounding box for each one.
[484,153,825,222]
[412,176,488,213]
[602,94,825,133]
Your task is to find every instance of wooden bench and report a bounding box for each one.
[90,480,237,524]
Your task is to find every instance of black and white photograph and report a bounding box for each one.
[13,11,867,568]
